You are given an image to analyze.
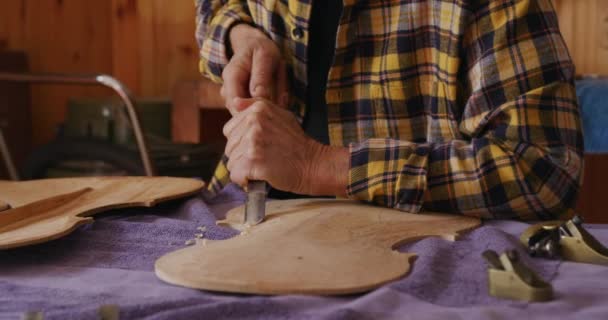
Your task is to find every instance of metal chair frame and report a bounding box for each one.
[0,73,156,180]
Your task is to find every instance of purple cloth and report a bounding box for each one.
[1,184,607,319]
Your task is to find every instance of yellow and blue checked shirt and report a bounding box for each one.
[195,0,583,220]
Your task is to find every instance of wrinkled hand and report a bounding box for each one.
[222,24,288,113]
[223,98,321,194]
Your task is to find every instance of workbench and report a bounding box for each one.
[1,184,607,319]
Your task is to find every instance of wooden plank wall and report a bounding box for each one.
[111,0,200,97]
[0,0,200,146]
[553,0,608,75]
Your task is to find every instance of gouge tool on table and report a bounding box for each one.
[245,180,267,225]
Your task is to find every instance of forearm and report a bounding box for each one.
[422,126,582,219]
[307,144,349,198]
[347,125,582,220]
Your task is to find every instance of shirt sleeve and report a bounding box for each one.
[347,0,584,220]
[195,0,253,83]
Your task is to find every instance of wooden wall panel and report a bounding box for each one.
[0,0,200,148]
[135,0,200,97]
[0,51,30,179]
[553,0,608,75]
[111,0,142,94]
[111,0,200,96]
[0,1,27,50]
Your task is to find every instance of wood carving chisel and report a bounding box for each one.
[245,180,266,225]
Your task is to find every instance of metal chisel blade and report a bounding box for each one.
[245,180,267,225]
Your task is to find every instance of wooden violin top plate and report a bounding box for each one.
[155,198,480,295]
[0,177,204,249]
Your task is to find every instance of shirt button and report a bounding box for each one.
[292,27,304,39]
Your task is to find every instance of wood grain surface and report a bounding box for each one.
[553,0,608,75]
[0,176,204,249]
[0,199,9,212]
[155,198,480,295]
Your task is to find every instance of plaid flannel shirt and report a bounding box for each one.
[195,0,583,220]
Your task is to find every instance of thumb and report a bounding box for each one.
[228,97,258,113]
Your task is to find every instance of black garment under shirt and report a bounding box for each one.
[268,0,343,199]
[302,0,343,145]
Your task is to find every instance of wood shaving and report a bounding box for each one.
[195,233,204,239]
[184,239,195,246]
[197,238,208,246]
[240,224,253,236]
[197,226,207,232]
